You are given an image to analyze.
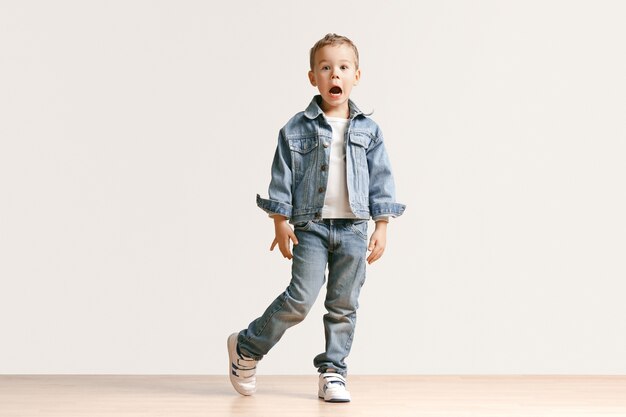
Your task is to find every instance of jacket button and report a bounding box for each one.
[320,164,327,171]
[318,187,325,193]
[323,142,329,148]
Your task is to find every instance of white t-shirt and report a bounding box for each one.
[322,117,357,219]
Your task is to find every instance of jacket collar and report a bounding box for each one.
[303,95,364,120]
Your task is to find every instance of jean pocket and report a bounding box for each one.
[294,220,313,231]
[347,221,368,240]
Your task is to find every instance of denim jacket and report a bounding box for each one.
[257,95,406,224]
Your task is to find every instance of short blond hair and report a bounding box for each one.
[309,33,359,70]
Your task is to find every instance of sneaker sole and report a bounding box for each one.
[318,389,351,402]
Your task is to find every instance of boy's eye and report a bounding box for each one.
[321,66,330,71]
[341,65,349,70]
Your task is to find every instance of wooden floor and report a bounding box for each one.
[1,375,625,417]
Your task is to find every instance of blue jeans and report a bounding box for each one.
[237,218,368,376]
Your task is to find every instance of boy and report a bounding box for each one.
[227,33,405,402]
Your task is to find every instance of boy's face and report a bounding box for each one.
[308,44,361,117]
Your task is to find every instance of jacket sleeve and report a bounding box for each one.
[256,129,293,218]
[366,128,406,219]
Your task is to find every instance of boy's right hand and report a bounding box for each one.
[269,216,299,260]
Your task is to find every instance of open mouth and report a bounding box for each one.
[329,86,342,96]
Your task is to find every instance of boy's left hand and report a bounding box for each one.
[367,221,388,264]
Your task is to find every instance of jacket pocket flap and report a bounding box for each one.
[349,133,371,148]
[288,137,318,154]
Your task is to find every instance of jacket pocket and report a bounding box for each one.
[288,136,319,184]
[348,132,371,169]
[348,133,372,203]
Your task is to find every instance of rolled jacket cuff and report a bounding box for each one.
[256,194,293,218]
[370,202,406,218]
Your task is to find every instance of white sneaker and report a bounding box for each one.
[318,372,351,402]
[227,333,258,396]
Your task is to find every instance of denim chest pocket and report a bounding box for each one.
[348,132,371,169]
[288,136,319,182]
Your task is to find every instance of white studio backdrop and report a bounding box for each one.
[1,1,625,375]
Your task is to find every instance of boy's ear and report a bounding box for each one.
[308,70,317,87]
[354,68,361,86]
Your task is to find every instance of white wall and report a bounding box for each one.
[1,0,625,374]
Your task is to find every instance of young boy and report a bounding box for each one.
[227,33,405,402]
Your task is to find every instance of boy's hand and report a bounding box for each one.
[270,216,299,260]
[367,220,388,264]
